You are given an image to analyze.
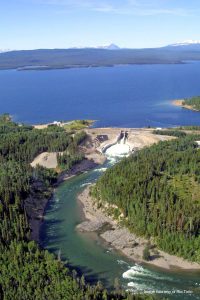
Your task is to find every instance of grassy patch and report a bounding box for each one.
[63,120,94,131]
[153,129,186,137]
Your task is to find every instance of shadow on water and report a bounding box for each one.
[41,244,110,286]
[40,219,66,245]
[64,263,111,287]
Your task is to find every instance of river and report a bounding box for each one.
[40,156,200,300]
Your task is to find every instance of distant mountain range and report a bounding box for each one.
[97,43,120,50]
[168,40,200,46]
[165,40,200,51]
[1,41,200,70]
[69,43,121,50]
[0,49,11,53]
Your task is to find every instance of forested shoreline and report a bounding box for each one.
[0,114,153,300]
[183,96,200,111]
[91,134,200,264]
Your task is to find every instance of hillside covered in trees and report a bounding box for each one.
[2,46,200,70]
[0,114,150,300]
[91,135,200,263]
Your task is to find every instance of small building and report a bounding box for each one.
[94,135,109,147]
[96,135,108,143]
[53,121,61,126]
[195,141,200,148]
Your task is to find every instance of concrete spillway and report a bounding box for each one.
[101,131,131,157]
[105,143,130,157]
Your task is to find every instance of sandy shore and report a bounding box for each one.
[77,186,200,271]
[172,99,199,111]
[31,152,58,169]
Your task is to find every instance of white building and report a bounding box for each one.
[195,141,200,148]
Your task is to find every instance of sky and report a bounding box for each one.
[1,0,200,50]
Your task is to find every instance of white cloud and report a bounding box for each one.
[35,0,195,17]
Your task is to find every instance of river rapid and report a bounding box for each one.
[40,151,200,300]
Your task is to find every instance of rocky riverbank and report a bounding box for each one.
[77,186,200,271]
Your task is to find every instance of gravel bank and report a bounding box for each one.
[77,186,200,271]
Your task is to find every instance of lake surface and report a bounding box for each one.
[1,63,200,127]
[40,158,200,300]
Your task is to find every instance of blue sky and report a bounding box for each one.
[1,0,200,50]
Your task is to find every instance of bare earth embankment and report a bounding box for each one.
[77,186,200,271]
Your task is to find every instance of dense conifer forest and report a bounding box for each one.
[57,131,86,170]
[152,129,186,137]
[92,135,200,263]
[0,114,154,300]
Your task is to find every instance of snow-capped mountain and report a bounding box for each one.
[169,40,200,47]
[164,40,200,52]
[0,49,11,53]
[98,43,120,50]
[68,43,120,50]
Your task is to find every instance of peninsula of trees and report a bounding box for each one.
[183,96,200,111]
[173,96,200,111]
[91,134,200,263]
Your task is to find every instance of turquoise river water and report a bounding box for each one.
[40,157,200,300]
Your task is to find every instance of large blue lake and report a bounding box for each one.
[0,63,200,127]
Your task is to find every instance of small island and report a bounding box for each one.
[172,96,200,111]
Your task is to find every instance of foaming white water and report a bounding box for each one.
[107,156,118,166]
[122,264,187,296]
[123,264,146,279]
[127,281,152,292]
[105,143,130,157]
[94,167,107,173]
[80,182,92,188]
[123,264,174,282]
[117,260,129,266]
